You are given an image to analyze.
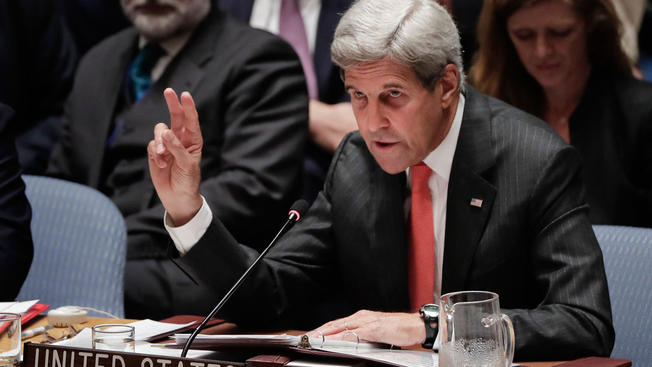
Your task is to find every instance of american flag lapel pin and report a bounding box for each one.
[470,197,483,208]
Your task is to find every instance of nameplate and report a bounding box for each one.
[23,343,244,367]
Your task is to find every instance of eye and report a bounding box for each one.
[549,27,573,38]
[353,91,365,99]
[512,29,535,41]
[389,90,402,98]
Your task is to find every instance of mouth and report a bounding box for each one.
[134,2,176,15]
[535,63,560,72]
[374,141,398,150]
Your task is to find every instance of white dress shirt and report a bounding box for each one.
[249,0,322,54]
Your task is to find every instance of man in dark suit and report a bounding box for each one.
[0,103,34,301]
[48,0,308,318]
[217,0,356,201]
[148,0,613,361]
[0,0,77,174]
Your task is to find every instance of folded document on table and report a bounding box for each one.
[168,334,439,367]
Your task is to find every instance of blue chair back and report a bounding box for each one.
[17,175,126,317]
[593,225,652,365]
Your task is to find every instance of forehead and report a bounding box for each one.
[344,59,421,90]
[507,0,581,28]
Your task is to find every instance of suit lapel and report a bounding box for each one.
[87,30,138,187]
[154,8,220,97]
[367,162,410,311]
[118,10,221,205]
[216,0,254,23]
[442,87,497,294]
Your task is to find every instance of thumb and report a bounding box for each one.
[148,139,171,190]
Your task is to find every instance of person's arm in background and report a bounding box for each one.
[309,100,356,153]
[0,104,33,301]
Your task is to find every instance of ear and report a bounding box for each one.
[438,64,460,109]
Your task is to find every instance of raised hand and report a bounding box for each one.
[147,88,203,226]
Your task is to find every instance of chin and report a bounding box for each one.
[533,74,564,90]
[133,15,182,40]
[375,159,409,175]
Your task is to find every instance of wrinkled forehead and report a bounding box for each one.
[343,59,422,89]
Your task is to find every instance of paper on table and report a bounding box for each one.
[54,327,214,359]
[0,300,39,314]
[172,334,384,350]
[54,319,195,345]
[171,334,437,367]
[128,319,195,341]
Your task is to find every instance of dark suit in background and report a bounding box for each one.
[48,7,308,318]
[177,87,613,361]
[0,104,34,301]
[450,0,484,68]
[217,0,353,201]
[0,0,77,174]
[569,73,652,227]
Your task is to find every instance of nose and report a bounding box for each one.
[535,34,552,58]
[365,100,389,133]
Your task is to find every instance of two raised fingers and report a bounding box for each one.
[163,88,200,139]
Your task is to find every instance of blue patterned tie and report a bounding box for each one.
[129,43,165,101]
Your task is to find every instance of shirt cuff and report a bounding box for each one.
[164,195,213,255]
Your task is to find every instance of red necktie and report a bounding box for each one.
[408,163,435,311]
[279,0,319,99]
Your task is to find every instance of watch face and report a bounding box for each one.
[421,304,439,319]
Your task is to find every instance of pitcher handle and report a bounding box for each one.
[500,313,515,367]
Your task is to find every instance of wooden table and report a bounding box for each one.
[21,317,562,366]
[21,316,136,348]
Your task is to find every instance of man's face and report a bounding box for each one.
[345,59,454,174]
[121,0,210,41]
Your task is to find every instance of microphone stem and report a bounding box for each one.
[180,216,297,358]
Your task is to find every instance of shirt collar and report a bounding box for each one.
[418,93,465,182]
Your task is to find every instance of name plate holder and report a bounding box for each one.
[22,343,244,367]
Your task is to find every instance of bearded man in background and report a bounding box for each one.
[47,0,309,318]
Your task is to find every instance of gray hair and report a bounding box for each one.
[331,0,465,91]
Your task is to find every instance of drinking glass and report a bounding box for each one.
[91,324,135,352]
[0,313,21,367]
[439,291,515,367]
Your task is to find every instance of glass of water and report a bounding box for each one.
[92,324,135,352]
[0,313,21,366]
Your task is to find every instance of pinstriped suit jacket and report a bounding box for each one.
[180,86,614,361]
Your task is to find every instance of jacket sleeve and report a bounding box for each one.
[0,106,34,300]
[124,32,310,258]
[504,145,614,361]
[176,134,357,329]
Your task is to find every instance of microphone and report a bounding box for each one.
[180,199,309,357]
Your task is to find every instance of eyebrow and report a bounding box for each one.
[383,83,405,89]
[344,82,406,91]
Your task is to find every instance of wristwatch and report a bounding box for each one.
[419,304,439,349]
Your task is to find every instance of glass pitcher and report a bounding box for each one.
[439,291,515,367]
